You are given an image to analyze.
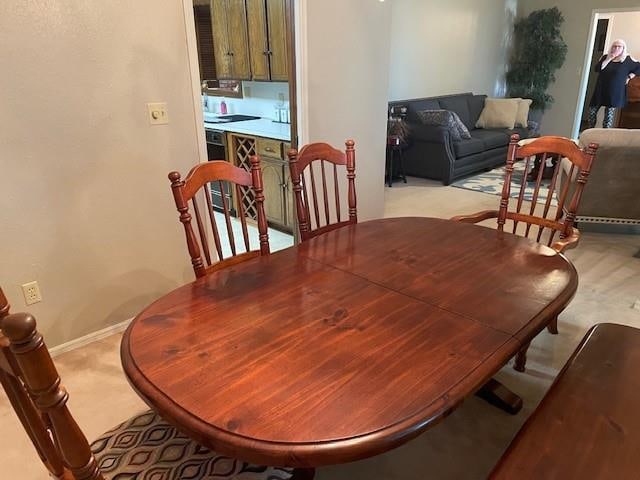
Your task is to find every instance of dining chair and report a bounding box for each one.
[0,287,295,480]
[287,140,357,242]
[451,134,599,372]
[169,158,270,278]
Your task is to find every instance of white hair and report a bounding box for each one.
[610,38,637,62]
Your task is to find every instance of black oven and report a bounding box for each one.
[205,129,235,215]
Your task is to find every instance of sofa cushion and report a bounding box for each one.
[515,99,533,127]
[417,110,469,141]
[468,95,487,128]
[438,96,472,129]
[476,98,519,129]
[453,137,485,158]
[470,129,510,150]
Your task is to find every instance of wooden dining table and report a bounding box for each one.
[121,217,577,473]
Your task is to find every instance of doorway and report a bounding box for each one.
[579,17,610,132]
[574,8,640,136]
[182,0,299,249]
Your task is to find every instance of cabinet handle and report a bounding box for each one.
[265,147,275,153]
[263,50,272,56]
[227,51,234,56]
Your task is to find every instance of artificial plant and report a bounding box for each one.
[506,7,568,111]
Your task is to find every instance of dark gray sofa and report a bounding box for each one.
[389,93,534,185]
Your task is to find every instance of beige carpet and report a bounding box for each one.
[1,176,638,479]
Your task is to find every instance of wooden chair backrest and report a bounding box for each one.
[499,134,598,247]
[0,287,103,480]
[287,140,357,242]
[169,158,270,278]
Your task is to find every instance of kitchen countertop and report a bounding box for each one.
[204,117,291,142]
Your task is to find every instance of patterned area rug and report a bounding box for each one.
[451,161,557,207]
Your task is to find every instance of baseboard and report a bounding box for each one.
[50,318,133,358]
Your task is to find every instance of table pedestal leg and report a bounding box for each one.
[476,378,523,415]
[292,468,316,480]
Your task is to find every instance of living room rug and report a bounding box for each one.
[451,161,557,207]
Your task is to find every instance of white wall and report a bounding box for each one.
[388,0,518,100]
[302,0,392,221]
[205,81,290,119]
[608,12,640,59]
[519,1,640,136]
[0,1,200,347]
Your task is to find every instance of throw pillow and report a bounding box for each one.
[475,98,519,129]
[451,111,472,139]
[515,98,533,127]
[417,110,471,141]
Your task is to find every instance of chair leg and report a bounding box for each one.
[547,315,558,334]
[514,342,530,372]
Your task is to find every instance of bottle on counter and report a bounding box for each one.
[274,105,282,123]
[220,98,228,115]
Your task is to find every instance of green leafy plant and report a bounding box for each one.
[506,7,568,111]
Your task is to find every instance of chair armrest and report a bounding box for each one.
[551,227,581,253]
[450,210,499,224]
[410,124,452,144]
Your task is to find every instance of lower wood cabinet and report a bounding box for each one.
[227,133,294,233]
[261,156,287,227]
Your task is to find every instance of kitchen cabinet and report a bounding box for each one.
[246,0,289,81]
[211,0,251,80]
[227,132,294,232]
[260,157,287,227]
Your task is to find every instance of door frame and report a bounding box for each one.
[181,0,305,160]
[572,7,640,138]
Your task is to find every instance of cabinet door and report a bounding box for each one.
[246,0,270,81]
[227,0,252,80]
[211,0,232,79]
[266,0,289,81]
[261,157,287,227]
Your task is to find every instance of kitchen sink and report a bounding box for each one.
[204,114,260,124]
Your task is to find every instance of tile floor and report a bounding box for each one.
[1,176,638,479]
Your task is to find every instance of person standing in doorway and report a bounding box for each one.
[588,39,640,128]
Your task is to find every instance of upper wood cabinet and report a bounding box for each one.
[211,0,251,80]
[246,0,289,81]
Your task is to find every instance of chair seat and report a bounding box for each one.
[91,410,293,479]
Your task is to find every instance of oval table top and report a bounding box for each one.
[121,217,577,467]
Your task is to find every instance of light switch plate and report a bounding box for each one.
[147,102,169,125]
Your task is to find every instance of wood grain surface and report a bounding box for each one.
[490,323,640,479]
[122,217,577,468]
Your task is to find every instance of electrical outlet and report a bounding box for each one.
[147,102,169,125]
[21,281,42,306]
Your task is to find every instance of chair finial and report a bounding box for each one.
[1,312,38,345]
